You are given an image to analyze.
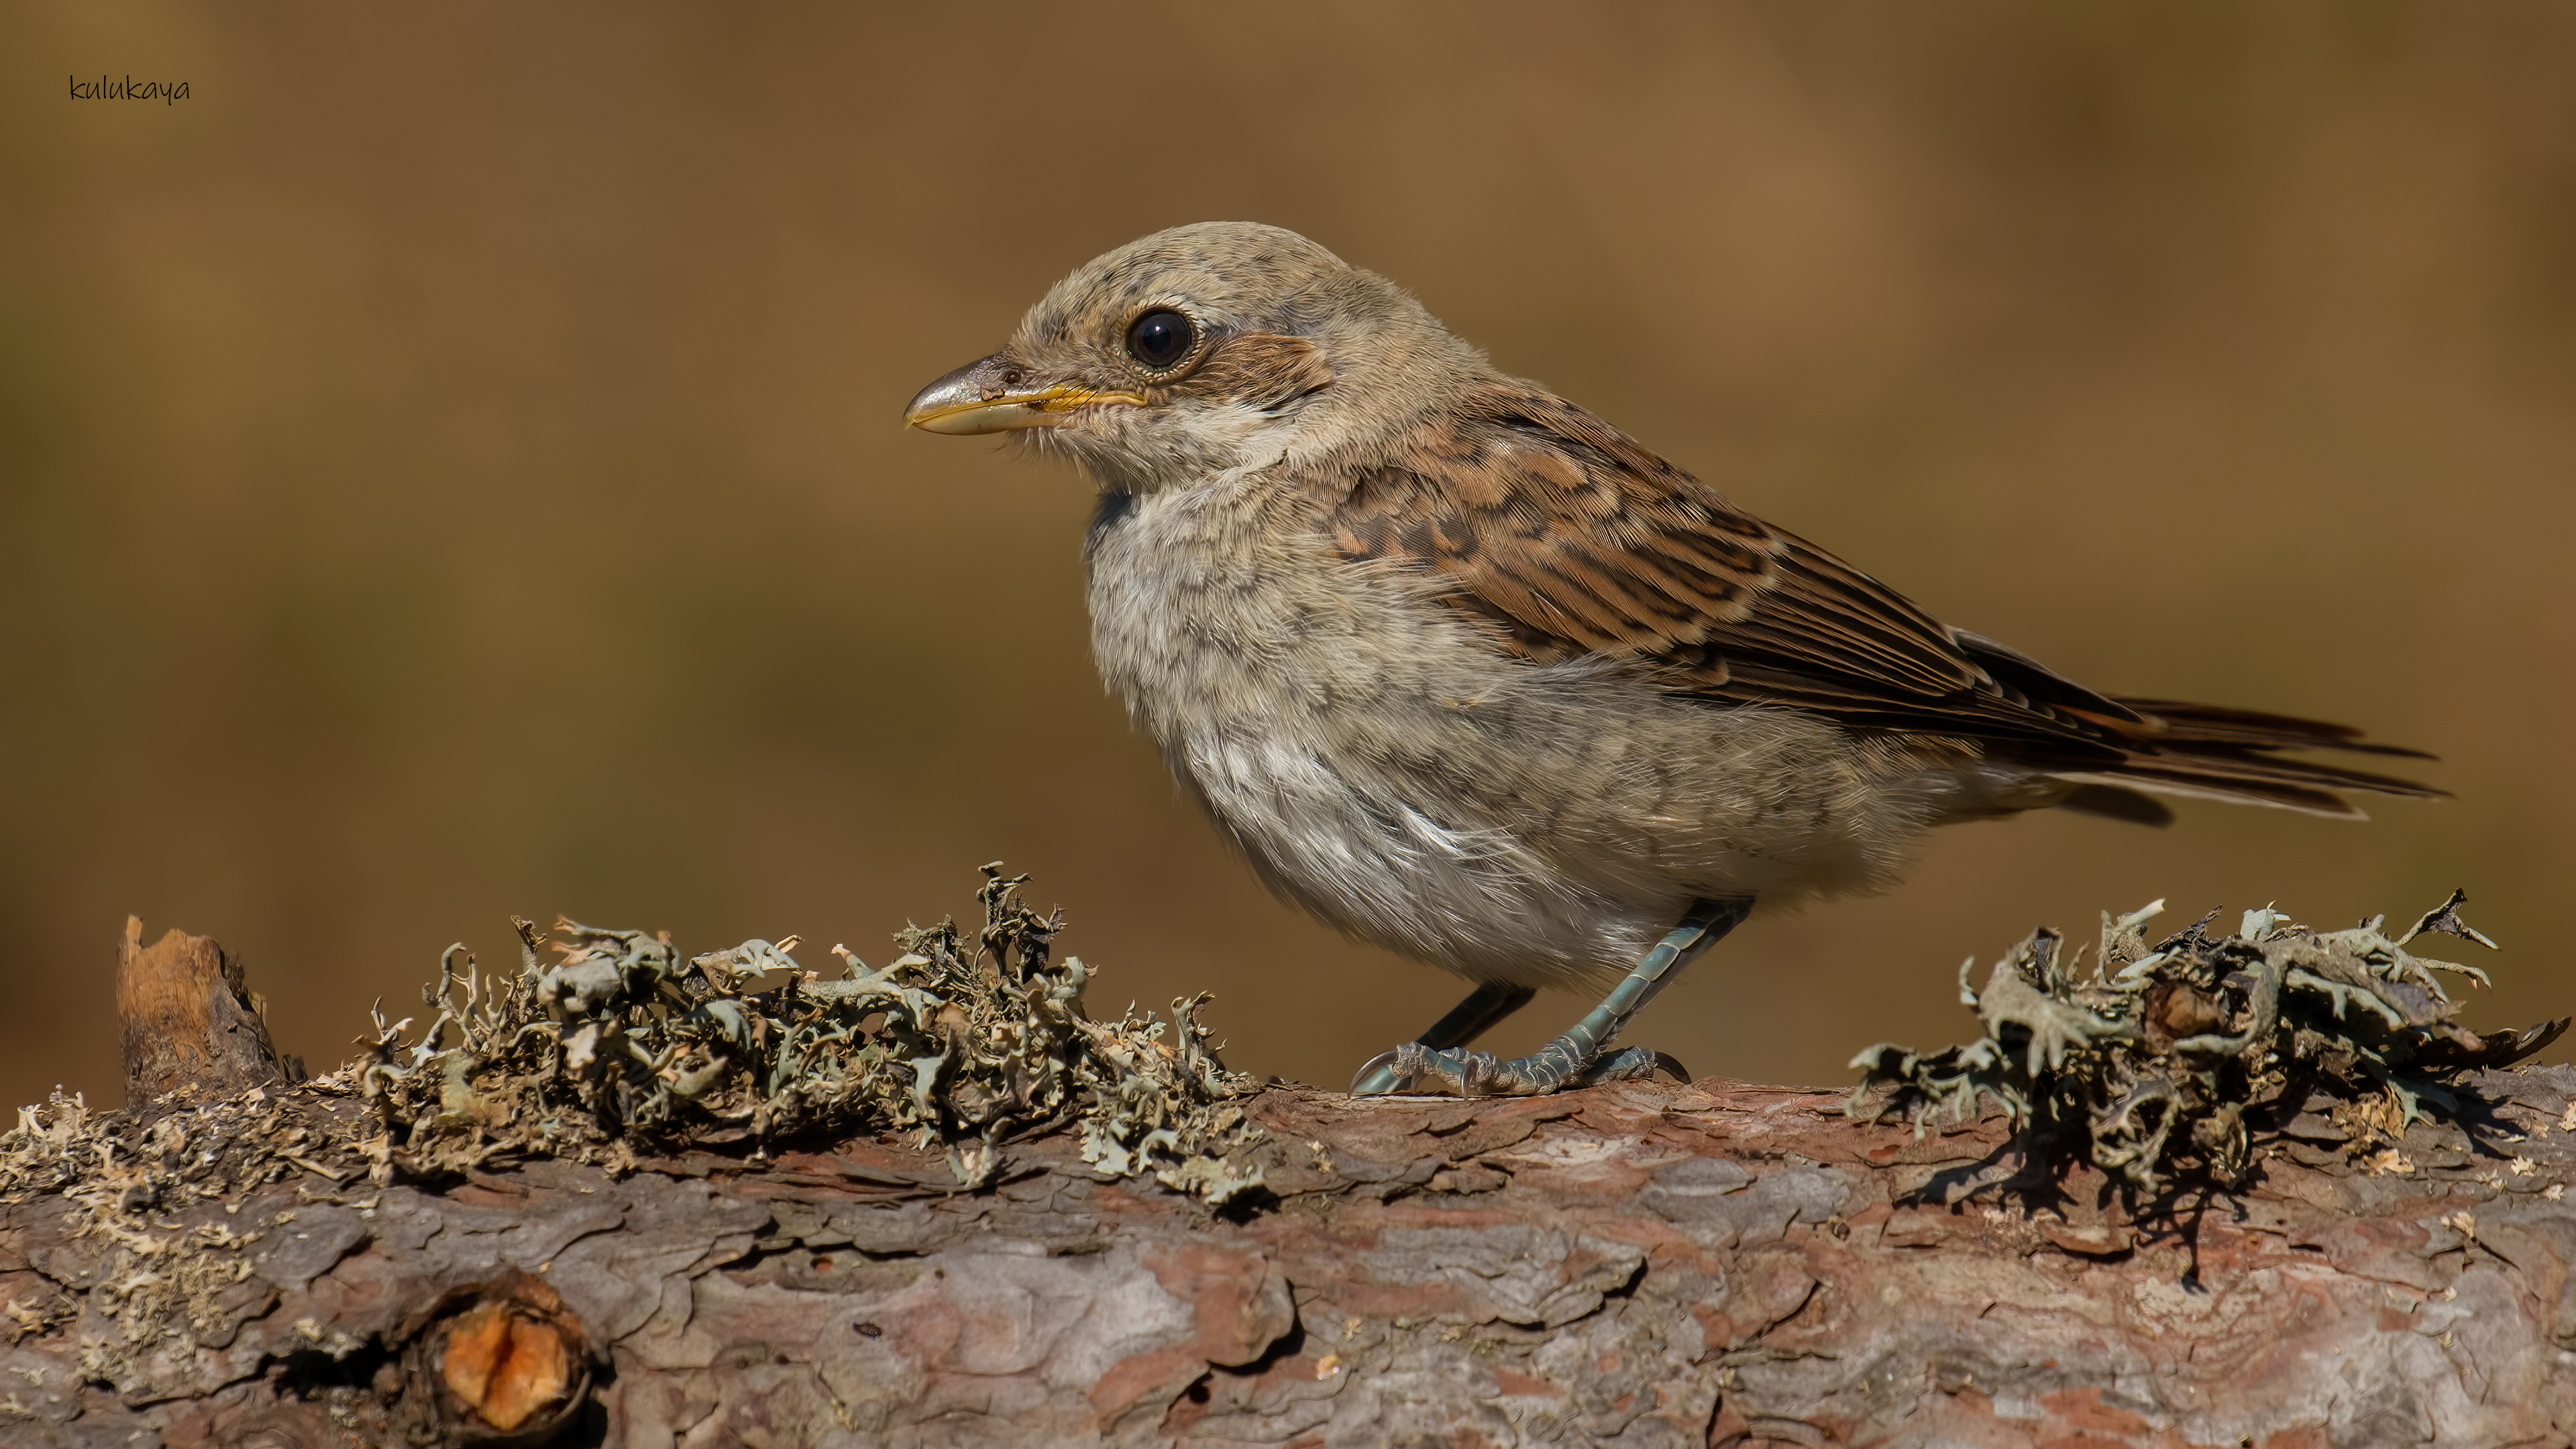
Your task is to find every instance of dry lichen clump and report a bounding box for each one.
[354,865,1265,1199]
[1849,891,2567,1193]
[0,1084,382,1389]
[0,867,1259,1395]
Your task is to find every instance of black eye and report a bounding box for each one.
[1125,309,1196,372]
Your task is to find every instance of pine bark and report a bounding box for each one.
[7,930,2576,1447]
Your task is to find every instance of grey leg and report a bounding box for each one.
[1349,898,1754,1097]
[1348,980,1537,1093]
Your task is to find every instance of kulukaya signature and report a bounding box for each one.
[69,74,189,105]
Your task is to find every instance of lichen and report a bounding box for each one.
[350,865,1265,1199]
[0,1083,376,1386]
[1848,890,2567,1194]
[0,867,1264,1395]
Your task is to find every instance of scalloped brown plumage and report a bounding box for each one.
[1330,378,2437,822]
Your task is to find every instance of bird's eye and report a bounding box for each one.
[1125,309,1197,372]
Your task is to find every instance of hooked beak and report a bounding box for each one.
[902,353,1147,435]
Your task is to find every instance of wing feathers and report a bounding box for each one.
[1326,378,2434,815]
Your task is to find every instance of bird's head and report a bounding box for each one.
[904,221,1485,493]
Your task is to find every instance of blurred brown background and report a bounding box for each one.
[6,3,2573,1112]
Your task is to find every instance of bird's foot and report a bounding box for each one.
[1349,1039,1690,1097]
[1347,900,1746,1096]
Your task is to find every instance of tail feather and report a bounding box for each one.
[2056,765,2369,820]
[2046,697,2443,821]
[2108,698,2435,760]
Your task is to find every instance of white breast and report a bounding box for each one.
[1081,479,1959,989]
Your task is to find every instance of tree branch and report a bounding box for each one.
[8,916,2576,1447]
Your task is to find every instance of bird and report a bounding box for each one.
[902,221,2438,1097]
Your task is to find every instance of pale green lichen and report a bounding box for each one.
[0,867,1263,1393]
[1849,890,2564,1194]
[356,865,1265,1200]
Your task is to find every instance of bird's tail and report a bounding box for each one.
[2052,698,2443,822]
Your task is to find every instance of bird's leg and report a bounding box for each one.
[1349,898,1754,1097]
[1348,981,1537,1094]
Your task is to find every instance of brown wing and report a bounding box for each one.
[1327,380,2437,816]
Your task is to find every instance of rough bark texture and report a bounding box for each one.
[9,1067,2576,1448]
[115,916,293,1107]
[10,912,2575,1447]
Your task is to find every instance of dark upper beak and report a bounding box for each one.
[903,353,1147,435]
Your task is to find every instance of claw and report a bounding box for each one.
[1566,1046,1674,1087]
[1352,1038,1691,1097]
[1349,1050,1408,1095]
[1350,1040,1623,1097]
[1348,898,1750,1099]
